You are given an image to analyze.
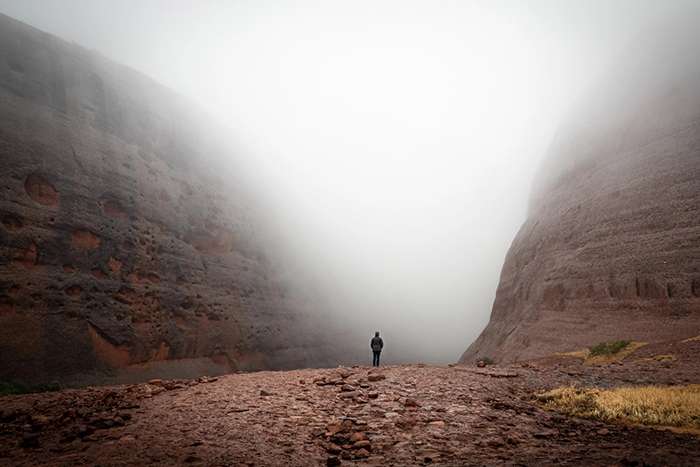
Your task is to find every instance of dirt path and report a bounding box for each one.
[2,358,700,466]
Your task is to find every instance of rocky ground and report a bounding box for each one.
[1,338,700,466]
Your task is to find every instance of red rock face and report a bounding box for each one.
[462,20,700,363]
[0,14,338,385]
[24,174,59,207]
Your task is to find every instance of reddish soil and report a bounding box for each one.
[2,339,699,466]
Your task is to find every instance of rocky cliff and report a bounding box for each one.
[0,14,338,385]
[462,19,700,363]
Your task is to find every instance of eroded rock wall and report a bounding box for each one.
[462,18,700,363]
[0,14,336,385]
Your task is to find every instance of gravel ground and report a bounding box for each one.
[1,339,700,466]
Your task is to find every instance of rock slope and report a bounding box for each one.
[462,17,700,363]
[0,13,337,385]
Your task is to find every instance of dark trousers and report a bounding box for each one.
[372,350,381,367]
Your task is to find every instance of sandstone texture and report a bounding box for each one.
[462,19,700,364]
[0,14,337,385]
[2,336,700,465]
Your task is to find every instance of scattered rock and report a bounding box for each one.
[3,362,700,465]
[327,443,342,455]
[352,440,371,450]
[487,438,505,448]
[119,435,136,443]
[395,416,417,430]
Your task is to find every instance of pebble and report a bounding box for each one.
[352,440,371,450]
[327,443,342,454]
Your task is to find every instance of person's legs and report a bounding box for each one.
[372,351,379,366]
[375,351,381,367]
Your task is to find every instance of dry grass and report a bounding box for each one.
[537,385,700,429]
[556,349,590,359]
[586,341,647,365]
[682,335,700,343]
[555,341,647,365]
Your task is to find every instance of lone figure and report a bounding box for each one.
[370,331,384,367]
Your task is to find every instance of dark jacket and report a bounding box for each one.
[371,336,384,352]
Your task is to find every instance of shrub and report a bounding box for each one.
[589,340,630,357]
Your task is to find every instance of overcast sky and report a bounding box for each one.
[1,0,697,362]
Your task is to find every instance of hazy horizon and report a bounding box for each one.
[2,0,697,363]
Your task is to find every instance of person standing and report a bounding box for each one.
[370,331,384,367]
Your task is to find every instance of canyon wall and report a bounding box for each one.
[462,18,700,363]
[0,14,339,385]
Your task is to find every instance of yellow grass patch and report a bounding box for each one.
[682,335,700,343]
[554,341,647,365]
[585,341,647,365]
[537,385,700,430]
[555,349,589,359]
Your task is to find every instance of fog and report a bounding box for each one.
[1,0,697,363]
